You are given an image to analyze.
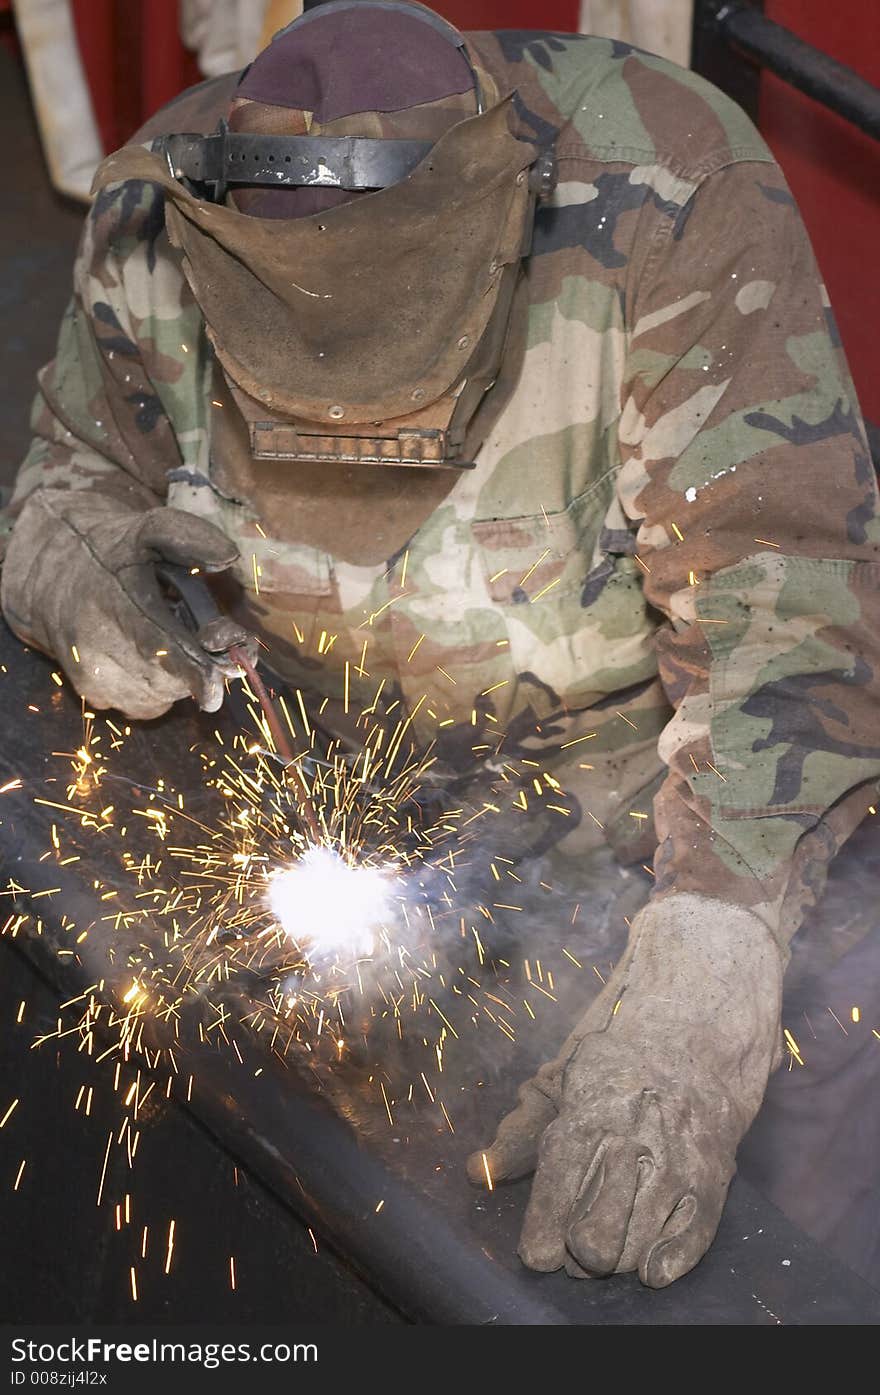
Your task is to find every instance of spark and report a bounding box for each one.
[376,1080,393,1125]
[0,1099,19,1129]
[96,1131,113,1206]
[519,550,550,586]
[531,576,562,603]
[480,1151,494,1191]
[164,1220,176,1274]
[783,1028,804,1066]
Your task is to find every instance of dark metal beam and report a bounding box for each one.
[691,0,764,122]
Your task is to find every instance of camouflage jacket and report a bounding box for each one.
[4,32,880,947]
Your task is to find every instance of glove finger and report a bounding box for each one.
[640,1186,727,1289]
[138,509,239,573]
[518,1118,602,1272]
[465,1083,558,1185]
[565,1138,647,1277]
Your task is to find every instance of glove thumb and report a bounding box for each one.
[138,508,239,573]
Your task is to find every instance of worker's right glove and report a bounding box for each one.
[1,488,242,719]
[467,893,786,1287]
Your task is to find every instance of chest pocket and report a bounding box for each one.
[471,490,657,720]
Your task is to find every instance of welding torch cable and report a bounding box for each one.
[228,644,324,844]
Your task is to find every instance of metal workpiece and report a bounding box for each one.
[1,630,879,1324]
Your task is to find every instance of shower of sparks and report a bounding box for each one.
[0,631,649,1303]
[1,645,601,1113]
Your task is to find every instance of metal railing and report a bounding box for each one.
[693,0,880,139]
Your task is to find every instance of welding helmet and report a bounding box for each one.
[92,0,556,471]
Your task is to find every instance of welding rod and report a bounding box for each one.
[154,562,324,845]
[230,645,324,844]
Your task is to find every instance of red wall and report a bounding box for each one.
[71,0,201,153]
[760,1,880,423]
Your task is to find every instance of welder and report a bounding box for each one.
[3,1,879,1289]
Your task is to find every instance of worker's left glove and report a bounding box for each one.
[467,893,785,1287]
[1,488,248,719]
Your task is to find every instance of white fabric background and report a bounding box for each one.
[579,0,694,67]
[13,0,103,201]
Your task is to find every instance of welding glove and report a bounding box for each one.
[467,893,785,1287]
[1,488,243,719]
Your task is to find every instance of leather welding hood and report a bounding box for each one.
[91,7,550,469]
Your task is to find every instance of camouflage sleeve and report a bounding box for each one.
[0,178,205,556]
[617,159,880,947]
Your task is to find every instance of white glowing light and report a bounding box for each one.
[267,845,394,960]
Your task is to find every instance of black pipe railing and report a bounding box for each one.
[700,0,880,140]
